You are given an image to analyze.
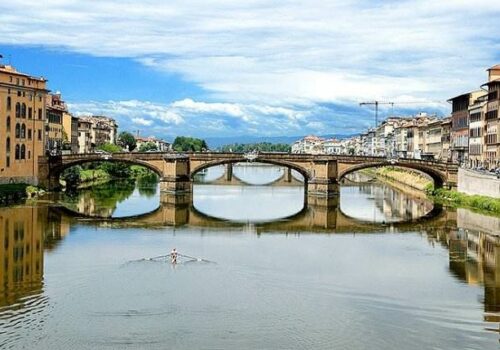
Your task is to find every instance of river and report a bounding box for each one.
[0,163,499,349]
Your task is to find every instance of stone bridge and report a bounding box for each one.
[39,152,458,195]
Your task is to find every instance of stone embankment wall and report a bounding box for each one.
[457,208,500,236]
[458,169,500,199]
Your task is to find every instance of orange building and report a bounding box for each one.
[0,64,49,185]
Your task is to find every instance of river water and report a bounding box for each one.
[0,163,499,349]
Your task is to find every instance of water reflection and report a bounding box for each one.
[193,184,305,222]
[1,202,500,348]
[340,183,434,223]
[59,178,160,218]
[2,164,500,349]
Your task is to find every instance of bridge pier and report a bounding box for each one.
[284,167,292,182]
[225,163,233,181]
[160,156,192,193]
[306,160,340,197]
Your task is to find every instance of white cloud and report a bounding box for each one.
[68,98,370,138]
[131,117,153,126]
[1,0,499,135]
[1,0,499,105]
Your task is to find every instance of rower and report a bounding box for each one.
[170,248,178,264]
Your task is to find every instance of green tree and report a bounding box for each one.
[138,141,158,152]
[98,143,122,153]
[61,165,82,190]
[173,136,208,152]
[100,162,132,178]
[118,131,137,151]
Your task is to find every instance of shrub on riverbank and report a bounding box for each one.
[426,185,500,214]
[0,183,45,204]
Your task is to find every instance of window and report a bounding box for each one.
[15,103,20,118]
[6,116,10,132]
[486,110,498,120]
[470,112,481,122]
[38,108,42,120]
[20,145,25,160]
[28,151,30,159]
[6,96,11,110]
[6,137,10,153]
[6,156,9,167]
[17,90,21,97]
[21,124,26,138]
[15,123,20,138]
[15,144,20,160]
[28,107,32,119]
[37,129,42,141]
[21,103,26,118]
[28,129,32,140]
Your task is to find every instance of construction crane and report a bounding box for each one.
[359,101,394,128]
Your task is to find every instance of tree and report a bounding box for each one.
[61,165,82,190]
[138,141,158,152]
[118,131,137,151]
[172,136,208,152]
[98,143,122,153]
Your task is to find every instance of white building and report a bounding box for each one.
[135,136,171,151]
[322,138,344,155]
[291,135,325,154]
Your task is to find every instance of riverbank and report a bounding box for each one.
[62,164,157,190]
[366,166,500,216]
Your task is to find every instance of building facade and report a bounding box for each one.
[46,93,68,155]
[468,95,487,168]
[62,112,79,154]
[135,136,171,152]
[77,119,92,154]
[0,64,48,185]
[482,65,500,169]
[77,115,118,151]
[448,91,485,164]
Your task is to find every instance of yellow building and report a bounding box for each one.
[0,64,48,185]
[62,111,78,154]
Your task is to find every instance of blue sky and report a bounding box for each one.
[0,0,499,140]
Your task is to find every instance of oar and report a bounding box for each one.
[178,253,215,263]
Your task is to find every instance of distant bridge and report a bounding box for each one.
[39,152,458,195]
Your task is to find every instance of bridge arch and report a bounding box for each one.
[47,157,164,190]
[190,158,310,182]
[338,161,446,188]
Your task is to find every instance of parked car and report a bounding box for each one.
[94,149,109,155]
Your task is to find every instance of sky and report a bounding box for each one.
[0,0,499,140]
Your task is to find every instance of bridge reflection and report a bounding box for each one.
[58,192,445,234]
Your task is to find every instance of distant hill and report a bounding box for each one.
[205,134,355,148]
